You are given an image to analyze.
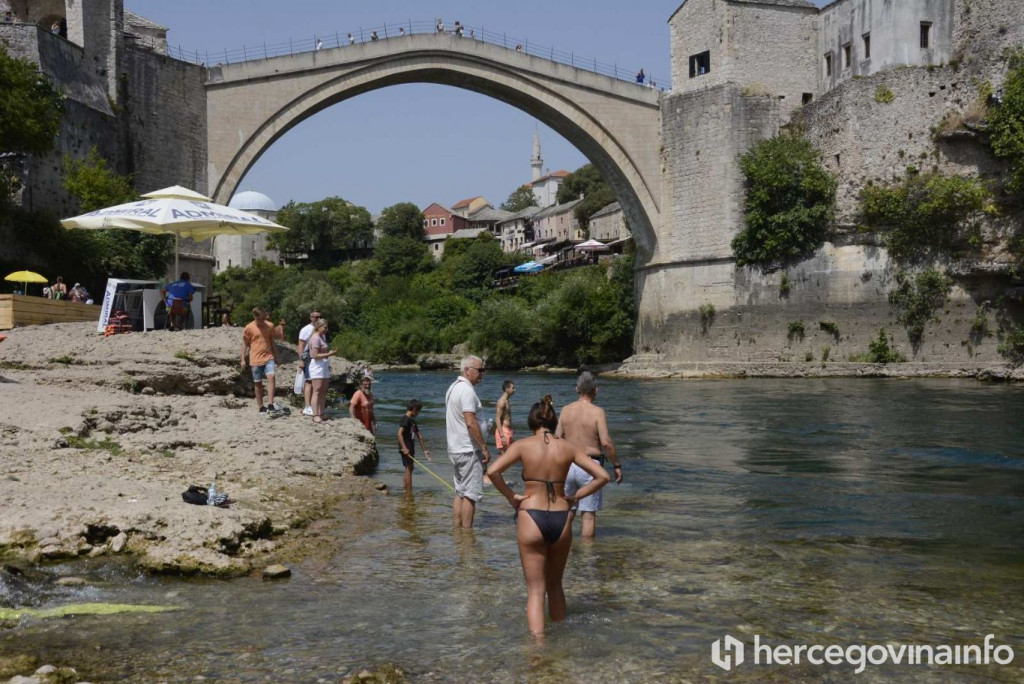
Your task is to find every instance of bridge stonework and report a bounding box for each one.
[205,34,663,259]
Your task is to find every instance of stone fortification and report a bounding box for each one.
[636,0,1023,372]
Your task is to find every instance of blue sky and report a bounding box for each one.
[127,1,827,214]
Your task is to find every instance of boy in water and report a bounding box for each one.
[495,380,516,454]
[398,399,431,493]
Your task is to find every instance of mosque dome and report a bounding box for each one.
[228,190,278,212]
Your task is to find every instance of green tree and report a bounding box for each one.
[62,147,172,279]
[376,201,425,239]
[988,49,1024,193]
[501,185,537,212]
[556,163,616,232]
[0,45,63,206]
[374,234,432,277]
[440,233,508,296]
[858,171,991,262]
[271,197,373,265]
[731,132,837,269]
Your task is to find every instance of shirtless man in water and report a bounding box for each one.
[556,371,622,538]
[495,380,516,454]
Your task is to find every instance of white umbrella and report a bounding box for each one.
[60,185,288,275]
[575,238,610,252]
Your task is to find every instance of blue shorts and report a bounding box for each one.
[251,359,276,383]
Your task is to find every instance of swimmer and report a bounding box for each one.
[495,379,516,454]
[487,396,610,636]
[556,371,622,538]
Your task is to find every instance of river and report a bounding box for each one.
[3,373,1023,682]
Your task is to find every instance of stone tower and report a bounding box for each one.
[530,127,543,182]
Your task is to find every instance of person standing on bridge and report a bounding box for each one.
[636,68,646,84]
[370,30,379,41]
[315,38,322,51]
[347,32,355,45]
[436,18,445,33]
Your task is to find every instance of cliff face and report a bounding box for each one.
[636,0,1023,372]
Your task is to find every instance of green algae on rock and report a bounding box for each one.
[0,602,179,620]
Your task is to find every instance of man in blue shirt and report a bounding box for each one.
[162,272,196,331]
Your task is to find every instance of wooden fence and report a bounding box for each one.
[0,295,100,330]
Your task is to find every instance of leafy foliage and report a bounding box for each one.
[0,45,63,206]
[988,49,1024,193]
[556,163,616,232]
[500,185,537,213]
[270,197,373,265]
[787,320,805,342]
[865,328,906,363]
[888,269,953,345]
[214,252,636,369]
[731,132,836,269]
[374,235,433,277]
[61,147,173,281]
[997,323,1024,363]
[375,202,425,239]
[874,85,895,104]
[858,171,992,262]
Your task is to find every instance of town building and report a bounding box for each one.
[214,190,281,272]
[588,201,631,242]
[526,129,569,207]
[497,206,541,253]
[450,196,493,218]
[531,198,583,250]
[670,0,955,117]
[421,202,468,259]
[468,206,513,238]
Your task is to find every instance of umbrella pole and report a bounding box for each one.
[174,231,180,278]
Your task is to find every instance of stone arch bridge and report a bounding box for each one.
[205,32,663,256]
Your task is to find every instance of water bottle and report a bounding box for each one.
[207,481,216,505]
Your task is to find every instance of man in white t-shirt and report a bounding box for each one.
[445,355,490,529]
[297,308,321,416]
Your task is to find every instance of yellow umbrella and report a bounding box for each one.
[4,270,48,296]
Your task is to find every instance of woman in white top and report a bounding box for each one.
[307,319,334,423]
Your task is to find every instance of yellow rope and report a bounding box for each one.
[406,452,456,493]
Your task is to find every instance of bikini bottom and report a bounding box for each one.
[520,509,570,545]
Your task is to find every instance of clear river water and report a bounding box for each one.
[3,373,1023,682]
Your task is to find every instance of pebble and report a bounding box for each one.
[55,576,87,587]
[140,386,156,395]
[109,532,127,553]
[262,564,291,580]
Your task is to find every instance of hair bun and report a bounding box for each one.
[541,395,553,407]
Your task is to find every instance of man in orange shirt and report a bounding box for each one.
[241,307,281,414]
[349,374,376,433]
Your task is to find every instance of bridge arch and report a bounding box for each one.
[205,35,662,255]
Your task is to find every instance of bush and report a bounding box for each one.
[819,320,840,340]
[787,320,805,342]
[874,85,895,104]
[732,132,837,268]
[988,49,1024,193]
[888,269,953,345]
[699,303,715,334]
[866,328,906,363]
[997,323,1024,363]
[859,171,992,262]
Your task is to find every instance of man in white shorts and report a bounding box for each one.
[297,308,321,416]
[445,355,491,529]
[557,371,622,538]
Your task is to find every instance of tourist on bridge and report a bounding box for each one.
[370,30,379,41]
[347,32,355,45]
[436,18,445,33]
[636,68,645,84]
[487,395,610,635]
[557,371,622,538]
[315,38,322,51]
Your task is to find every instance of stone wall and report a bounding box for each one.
[670,0,819,117]
[819,0,955,91]
[658,84,779,264]
[641,0,1020,370]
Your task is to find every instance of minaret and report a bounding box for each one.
[531,127,543,182]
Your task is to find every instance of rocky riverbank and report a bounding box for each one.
[613,354,1024,380]
[0,322,379,577]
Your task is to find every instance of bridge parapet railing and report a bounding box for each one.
[166,20,664,89]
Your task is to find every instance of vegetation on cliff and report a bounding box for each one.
[556,163,616,232]
[988,48,1024,193]
[732,132,837,269]
[858,170,993,263]
[215,225,636,369]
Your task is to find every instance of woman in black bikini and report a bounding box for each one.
[487,396,610,636]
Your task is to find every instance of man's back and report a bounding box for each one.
[557,399,607,455]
